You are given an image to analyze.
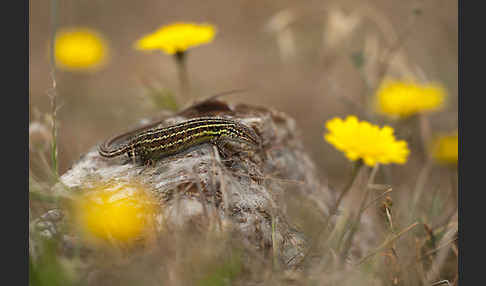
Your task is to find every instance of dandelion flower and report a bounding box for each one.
[430,131,458,165]
[375,79,446,118]
[55,27,109,71]
[324,115,410,166]
[134,22,217,54]
[73,182,157,245]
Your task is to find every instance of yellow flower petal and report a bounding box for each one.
[73,182,157,245]
[430,131,458,165]
[324,115,410,166]
[135,22,217,54]
[374,79,446,118]
[55,27,109,71]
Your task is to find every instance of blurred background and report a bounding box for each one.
[29,0,457,186]
[29,1,458,284]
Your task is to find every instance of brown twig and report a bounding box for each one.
[356,221,419,266]
[363,188,393,212]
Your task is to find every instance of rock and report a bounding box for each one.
[37,99,375,271]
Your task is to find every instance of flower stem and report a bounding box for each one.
[339,163,380,262]
[409,160,432,222]
[418,114,432,161]
[300,160,363,267]
[332,160,364,215]
[175,51,191,101]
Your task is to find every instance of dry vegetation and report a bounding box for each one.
[29,0,458,285]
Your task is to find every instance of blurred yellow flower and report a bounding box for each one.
[324,115,410,166]
[375,79,446,118]
[55,27,109,71]
[430,131,458,165]
[135,22,217,54]
[73,182,157,245]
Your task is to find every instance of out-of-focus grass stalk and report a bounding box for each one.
[338,163,380,262]
[329,160,364,223]
[449,167,458,204]
[408,114,448,224]
[409,160,433,222]
[357,221,419,266]
[302,160,363,266]
[425,230,457,282]
[175,51,191,101]
[30,141,57,182]
[418,114,432,158]
[48,0,59,178]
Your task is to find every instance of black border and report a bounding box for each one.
[458,1,465,285]
[459,0,476,285]
[9,0,29,284]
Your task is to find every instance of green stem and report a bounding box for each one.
[301,160,364,267]
[339,163,380,262]
[175,51,191,101]
[331,160,364,217]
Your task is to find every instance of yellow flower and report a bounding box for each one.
[73,182,157,245]
[374,79,446,118]
[135,22,217,54]
[324,115,410,166]
[430,131,458,165]
[55,27,109,71]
